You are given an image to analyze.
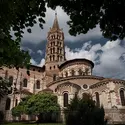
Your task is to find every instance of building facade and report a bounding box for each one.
[0,14,125,124]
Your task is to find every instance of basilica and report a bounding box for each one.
[0,14,125,124]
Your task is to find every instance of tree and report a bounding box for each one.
[0,76,13,97]
[64,93,106,125]
[1,0,125,67]
[12,93,60,123]
[0,0,46,68]
[47,0,125,40]
[12,96,31,117]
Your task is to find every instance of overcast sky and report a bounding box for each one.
[21,6,125,80]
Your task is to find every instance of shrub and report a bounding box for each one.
[64,93,106,125]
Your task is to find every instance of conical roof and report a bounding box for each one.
[52,13,60,30]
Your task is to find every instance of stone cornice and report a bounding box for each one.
[90,79,125,89]
[59,59,94,70]
[59,59,94,69]
[47,75,104,87]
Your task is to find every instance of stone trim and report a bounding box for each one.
[47,75,104,87]
[57,81,81,90]
[90,79,125,89]
[59,59,94,70]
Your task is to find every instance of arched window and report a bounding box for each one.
[53,74,56,81]
[53,41,55,45]
[23,78,27,87]
[63,92,68,107]
[5,98,11,110]
[53,48,55,53]
[71,69,75,76]
[50,48,52,54]
[57,48,59,53]
[78,69,83,75]
[53,55,55,61]
[9,76,13,85]
[36,80,40,89]
[95,92,100,107]
[85,68,89,75]
[15,99,18,106]
[57,55,59,61]
[60,56,62,61]
[50,56,52,61]
[53,65,55,69]
[120,89,125,106]
[82,93,89,99]
[65,72,68,77]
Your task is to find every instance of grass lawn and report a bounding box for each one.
[5,123,64,125]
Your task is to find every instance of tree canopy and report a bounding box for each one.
[64,93,106,125]
[47,0,125,40]
[12,93,60,122]
[1,0,125,67]
[0,0,46,68]
[0,76,13,97]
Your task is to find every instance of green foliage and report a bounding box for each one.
[1,0,125,68]
[0,77,12,97]
[11,105,24,117]
[12,93,60,122]
[0,0,46,68]
[24,93,60,115]
[0,37,31,68]
[0,0,46,39]
[64,93,105,125]
[12,96,31,116]
[47,0,125,40]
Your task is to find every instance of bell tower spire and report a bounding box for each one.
[52,12,59,30]
[45,13,66,74]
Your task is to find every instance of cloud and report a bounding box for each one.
[65,41,102,61]
[37,50,43,56]
[21,6,102,43]
[31,39,125,79]
[21,46,34,54]
[65,40,125,79]
[30,58,37,65]
[38,58,45,67]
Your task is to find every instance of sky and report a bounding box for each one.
[21,6,125,80]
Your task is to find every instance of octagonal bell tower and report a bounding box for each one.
[45,13,66,82]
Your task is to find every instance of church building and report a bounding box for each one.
[0,14,125,124]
